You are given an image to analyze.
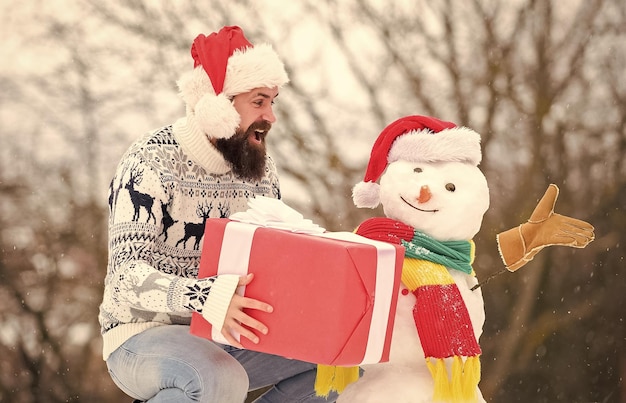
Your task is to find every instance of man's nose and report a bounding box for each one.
[263,107,277,123]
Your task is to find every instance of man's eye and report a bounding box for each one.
[446,183,456,192]
[414,167,423,173]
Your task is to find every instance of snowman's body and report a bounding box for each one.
[339,158,489,403]
[338,272,486,402]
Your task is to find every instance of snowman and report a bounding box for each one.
[332,115,595,403]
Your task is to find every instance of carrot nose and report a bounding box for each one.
[417,185,432,203]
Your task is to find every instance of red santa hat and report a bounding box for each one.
[352,115,482,208]
[177,26,289,139]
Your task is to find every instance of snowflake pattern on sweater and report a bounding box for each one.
[98,124,280,359]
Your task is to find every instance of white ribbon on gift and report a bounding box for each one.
[212,220,397,365]
[229,196,326,234]
[211,221,256,345]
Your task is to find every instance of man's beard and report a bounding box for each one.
[214,120,270,181]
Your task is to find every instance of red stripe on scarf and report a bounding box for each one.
[412,284,482,358]
[355,217,414,244]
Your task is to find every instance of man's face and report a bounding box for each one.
[233,86,279,133]
[213,87,279,181]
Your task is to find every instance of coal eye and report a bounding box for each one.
[445,183,456,192]
[414,167,423,173]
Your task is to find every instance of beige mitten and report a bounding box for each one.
[497,184,595,272]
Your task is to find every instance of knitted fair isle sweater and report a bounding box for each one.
[98,116,280,360]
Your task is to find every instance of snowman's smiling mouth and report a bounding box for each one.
[400,196,439,213]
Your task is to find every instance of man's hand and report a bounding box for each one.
[497,184,595,272]
[221,273,273,348]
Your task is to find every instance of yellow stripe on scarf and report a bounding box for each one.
[402,258,456,288]
[426,356,481,402]
[314,365,360,397]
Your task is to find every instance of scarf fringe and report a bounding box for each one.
[314,365,360,397]
[426,356,481,402]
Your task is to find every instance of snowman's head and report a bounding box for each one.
[379,160,489,241]
[353,115,489,240]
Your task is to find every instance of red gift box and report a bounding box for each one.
[190,218,404,366]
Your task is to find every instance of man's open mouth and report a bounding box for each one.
[247,120,272,145]
[251,129,266,144]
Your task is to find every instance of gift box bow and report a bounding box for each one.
[229,196,326,234]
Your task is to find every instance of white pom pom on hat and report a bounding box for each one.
[177,26,289,139]
[194,93,241,140]
[352,115,482,208]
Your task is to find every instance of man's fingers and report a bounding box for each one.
[234,321,262,344]
[222,315,265,345]
[221,326,244,348]
[222,294,272,347]
[231,293,273,312]
[237,313,268,336]
[231,299,270,336]
[241,296,274,314]
[237,273,254,287]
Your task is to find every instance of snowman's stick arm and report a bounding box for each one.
[471,268,508,291]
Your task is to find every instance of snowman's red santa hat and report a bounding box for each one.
[177,26,289,139]
[353,115,482,208]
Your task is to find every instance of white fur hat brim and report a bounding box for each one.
[389,127,482,166]
[223,43,289,97]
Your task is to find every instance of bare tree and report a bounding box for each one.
[1,0,624,401]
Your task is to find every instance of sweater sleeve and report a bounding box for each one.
[109,258,238,330]
[105,153,236,325]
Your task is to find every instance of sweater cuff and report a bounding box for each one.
[201,274,239,331]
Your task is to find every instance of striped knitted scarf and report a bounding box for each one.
[357,217,481,402]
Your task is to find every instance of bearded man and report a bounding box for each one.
[99,26,338,403]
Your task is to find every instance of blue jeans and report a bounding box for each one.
[106,325,338,402]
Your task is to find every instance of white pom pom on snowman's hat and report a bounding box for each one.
[352,115,482,208]
[352,181,381,209]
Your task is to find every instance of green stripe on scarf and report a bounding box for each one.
[402,230,473,274]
